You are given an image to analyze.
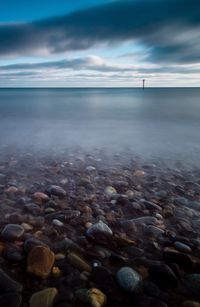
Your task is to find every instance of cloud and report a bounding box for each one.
[0,0,200,63]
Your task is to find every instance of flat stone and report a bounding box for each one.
[86,221,113,237]
[174,241,192,253]
[0,293,22,307]
[0,269,23,294]
[52,219,64,227]
[27,246,55,278]
[46,185,66,197]
[30,288,58,307]
[184,274,200,297]
[116,266,142,293]
[143,201,162,211]
[67,252,92,272]
[24,237,47,253]
[1,224,24,242]
[104,186,117,198]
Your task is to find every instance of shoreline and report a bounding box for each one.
[0,148,200,306]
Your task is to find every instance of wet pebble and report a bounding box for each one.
[116,266,142,293]
[0,269,23,293]
[27,246,55,278]
[1,224,24,242]
[174,241,192,253]
[52,219,64,227]
[46,185,66,197]
[86,220,113,237]
[30,288,58,307]
[88,288,107,307]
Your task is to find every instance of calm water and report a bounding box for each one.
[0,88,200,164]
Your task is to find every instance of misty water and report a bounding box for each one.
[0,87,200,165]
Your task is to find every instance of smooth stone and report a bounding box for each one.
[184,274,200,297]
[133,170,145,177]
[67,252,92,272]
[47,185,66,197]
[0,293,22,307]
[1,224,24,241]
[104,186,117,198]
[52,219,64,227]
[5,244,24,263]
[181,301,200,307]
[88,288,107,307]
[86,166,96,171]
[149,264,178,287]
[24,203,42,215]
[122,246,144,257]
[145,225,165,237]
[30,288,58,307]
[24,237,47,253]
[33,192,49,203]
[27,246,55,278]
[21,223,33,231]
[174,241,192,253]
[86,221,113,237]
[45,208,56,214]
[143,201,162,211]
[174,197,189,206]
[130,216,158,225]
[0,269,23,293]
[163,247,195,268]
[116,267,142,292]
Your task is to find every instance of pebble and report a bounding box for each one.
[52,219,64,227]
[46,185,66,197]
[88,288,107,307]
[24,237,47,253]
[116,267,142,292]
[181,301,200,307]
[86,220,113,237]
[30,288,58,307]
[0,269,23,293]
[143,201,162,211]
[1,224,24,241]
[104,186,117,198]
[67,252,92,272]
[21,223,33,231]
[33,192,49,203]
[174,241,192,253]
[149,264,178,287]
[27,246,55,278]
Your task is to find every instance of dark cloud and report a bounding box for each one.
[0,0,200,63]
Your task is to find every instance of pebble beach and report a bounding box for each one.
[0,147,200,307]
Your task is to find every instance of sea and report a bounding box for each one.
[0,87,200,165]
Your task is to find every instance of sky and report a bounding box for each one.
[0,0,200,87]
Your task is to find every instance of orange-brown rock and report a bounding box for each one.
[33,192,49,203]
[27,246,55,278]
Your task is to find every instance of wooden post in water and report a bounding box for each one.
[142,79,145,90]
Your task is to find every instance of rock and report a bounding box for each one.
[30,288,58,307]
[24,203,42,215]
[122,246,144,257]
[52,219,64,227]
[145,225,164,237]
[181,301,200,307]
[86,221,113,237]
[104,186,117,198]
[149,264,178,287]
[143,201,162,211]
[0,293,22,307]
[5,244,24,263]
[163,247,195,269]
[21,223,33,231]
[174,197,189,207]
[88,288,107,307]
[52,266,62,278]
[33,192,49,203]
[27,246,55,278]
[116,267,142,293]
[184,274,200,298]
[24,237,47,253]
[86,166,96,172]
[1,224,24,241]
[0,269,23,293]
[46,185,66,197]
[67,252,92,272]
[173,241,192,253]
[133,170,145,177]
